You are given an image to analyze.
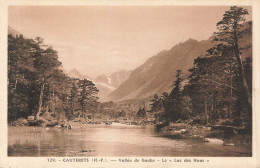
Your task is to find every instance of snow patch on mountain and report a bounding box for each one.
[93,81,116,91]
[107,76,111,84]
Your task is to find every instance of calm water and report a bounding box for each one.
[8,124,251,157]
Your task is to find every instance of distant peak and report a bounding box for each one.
[70,68,79,72]
[118,69,127,73]
[157,50,167,55]
[8,26,23,37]
[169,38,199,51]
[96,74,108,79]
[185,38,198,43]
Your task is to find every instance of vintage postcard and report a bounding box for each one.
[0,0,259,168]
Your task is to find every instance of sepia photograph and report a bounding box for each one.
[6,5,254,158]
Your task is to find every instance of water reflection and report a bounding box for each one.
[8,124,251,157]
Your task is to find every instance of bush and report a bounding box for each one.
[191,116,206,125]
[233,117,242,127]
[217,119,233,126]
[205,130,224,139]
[42,112,54,121]
[10,118,28,126]
[27,116,35,121]
[48,120,58,126]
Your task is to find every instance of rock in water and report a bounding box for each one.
[180,129,187,134]
[81,149,89,152]
[204,138,223,144]
[224,143,235,146]
[81,148,95,152]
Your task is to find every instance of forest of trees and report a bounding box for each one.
[149,6,252,129]
[8,35,99,122]
[8,6,253,130]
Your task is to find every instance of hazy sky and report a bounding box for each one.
[8,6,252,78]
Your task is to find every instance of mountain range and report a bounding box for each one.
[7,26,132,102]
[8,22,252,103]
[108,21,252,102]
[108,38,213,101]
[67,68,131,101]
[95,70,132,88]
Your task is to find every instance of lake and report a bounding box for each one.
[8,123,252,157]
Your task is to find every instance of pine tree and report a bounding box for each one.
[8,33,101,122]
[78,79,98,117]
[69,79,79,118]
[31,37,62,119]
[149,94,159,112]
[136,106,146,119]
[186,8,252,124]
[165,70,184,122]
[8,35,35,121]
[213,6,252,114]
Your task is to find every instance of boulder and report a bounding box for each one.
[47,120,58,126]
[211,125,242,134]
[37,117,47,123]
[81,149,95,152]
[28,120,39,126]
[174,129,187,134]
[22,119,28,125]
[169,123,187,129]
[204,138,223,145]
[180,129,187,133]
[28,116,35,121]
[192,135,203,139]
[79,118,86,122]
[203,127,211,131]
[223,143,235,146]
[60,122,72,129]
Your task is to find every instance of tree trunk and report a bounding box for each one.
[211,98,214,121]
[236,55,252,107]
[65,93,68,118]
[205,98,208,124]
[213,93,217,119]
[72,101,75,117]
[233,25,252,113]
[228,103,231,118]
[36,82,45,119]
[45,105,49,114]
[81,104,84,117]
[45,89,50,113]
[14,79,17,89]
[228,62,233,118]
[46,89,52,113]
[52,89,56,115]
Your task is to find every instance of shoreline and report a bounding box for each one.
[7,123,252,157]
[9,116,252,148]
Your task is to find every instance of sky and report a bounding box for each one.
[8,6,252,78]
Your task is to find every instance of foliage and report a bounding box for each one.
[149,6,252,128]
[165,70,185,121]
[136,106,147,118]
[8,35,99,122]
[149,70,192,123]
[185,6,252,126]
